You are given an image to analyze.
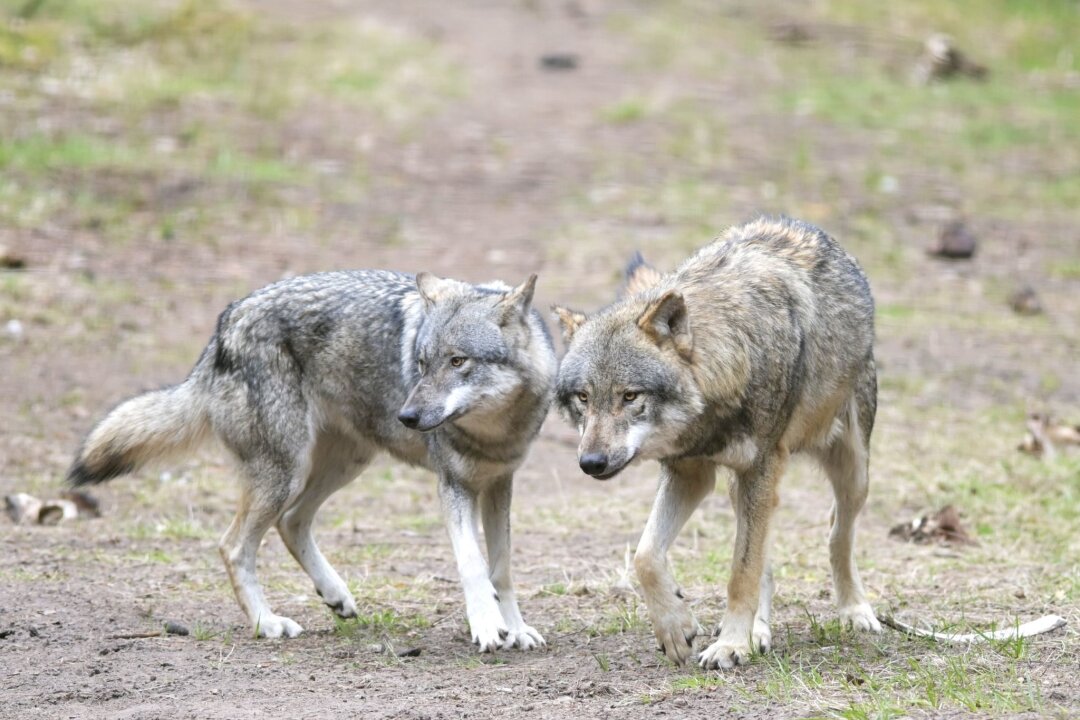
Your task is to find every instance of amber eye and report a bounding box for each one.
[577,392,588,404]
[623,391,638,403]
[450,356,467,367]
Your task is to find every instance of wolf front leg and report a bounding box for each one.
[440,476,508,652]
[635,457,716,665]
[480,476,545,650]
[699,450,786,669]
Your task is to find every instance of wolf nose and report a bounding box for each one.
[398,408,420,429]
[579,453,609,476]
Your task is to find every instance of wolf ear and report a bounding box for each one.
[551,306,589,345]
[497,273,537,323]
[624,252,663,296]
[637,290,692,359]
[416,272,453,309]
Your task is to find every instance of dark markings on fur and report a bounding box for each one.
[66,452,134,487]
[212,302,239,374]
[625,251,648,280]
[675,404,752,459]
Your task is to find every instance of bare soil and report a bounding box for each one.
[1,1,1077,718]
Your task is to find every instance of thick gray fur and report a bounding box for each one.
[68,270,555,650]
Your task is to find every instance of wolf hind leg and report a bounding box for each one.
[215,373,312,639]
[220,462,305,639]
[278,431,369,621]
[481,476,544,650]
[818,396,881,633]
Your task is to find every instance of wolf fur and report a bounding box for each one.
[553,217,881,669]
[69,270,555,651]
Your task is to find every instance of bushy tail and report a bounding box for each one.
[67,381,210,486]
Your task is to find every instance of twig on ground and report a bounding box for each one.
[879,614,1066,643]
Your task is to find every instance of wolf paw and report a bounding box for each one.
[501,623,545,651]
[256,614,303,639]
[840,603,882,633]
[469,612,509,653]
[698,637,752,670]
[752,617,772,653]
[715,617,772,653]
[318,587,358,619]
[652,606,700,665]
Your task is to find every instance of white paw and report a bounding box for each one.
[501,623,545,651]
[752,617,772,653]
[319,586,358,619]
[469,609,509,653]
[256,614,303,639]
[651,604,700,665]
[840,603,882,633]
[715,616,772,654]
[698,637,752,670]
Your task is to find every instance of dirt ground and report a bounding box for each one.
[1,1,1078,718]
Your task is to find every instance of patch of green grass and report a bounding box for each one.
[539,582,568,596]
[1,0,462,120]
[334,606,431,638]
[0,134,142,173]
[1049,260,1080,280]
[587,597,648,637]
[191,621,220,641]
[600,97,650,124]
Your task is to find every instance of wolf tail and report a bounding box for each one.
[67,380,211,487]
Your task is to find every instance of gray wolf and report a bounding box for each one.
[68,270,555,651]
[553,216,881,669]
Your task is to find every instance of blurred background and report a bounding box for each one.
[1,1,1078,716]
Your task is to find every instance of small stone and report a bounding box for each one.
[928,220,977,259]
[1008,285,1042,315]
[163,621,189,636]
[539,54,579,71]
[5,319,24,339]
[0,245,27,269]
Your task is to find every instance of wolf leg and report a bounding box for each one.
[440,476,507,652]
[278,433,368,621]
[635,457,715,665]
[819,400,880,633]
[720,478,774,653]
[700,451,785,669]
[220,473,303,639]
[480,476,544,650]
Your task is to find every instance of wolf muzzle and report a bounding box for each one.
[579,452,631,480]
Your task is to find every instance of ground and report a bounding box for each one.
[1,1,1078,718]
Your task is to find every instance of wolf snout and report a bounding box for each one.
[579,452,609,476]
[397,407,421,429]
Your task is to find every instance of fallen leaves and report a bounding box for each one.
[889,504,976,546]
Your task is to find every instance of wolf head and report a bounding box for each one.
[553,284,704,479]
[398,272,547,433]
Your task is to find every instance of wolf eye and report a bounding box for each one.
[417,359,426,374]
[450,356,467,367]
[623,391,639,403]
[576,392,588,404]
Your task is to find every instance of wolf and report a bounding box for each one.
[68,270,555,651]
[553,216,882,669]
